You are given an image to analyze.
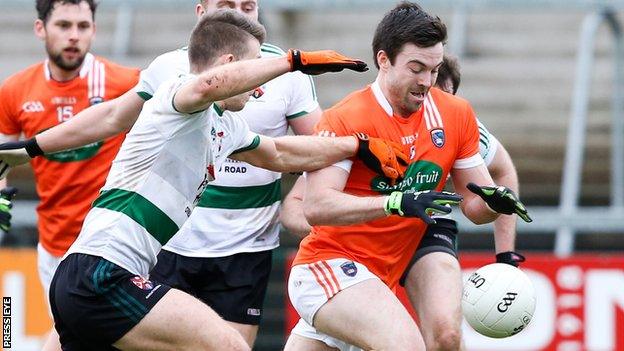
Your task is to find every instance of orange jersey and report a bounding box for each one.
[293,82,483,288]
[0,54,139,256]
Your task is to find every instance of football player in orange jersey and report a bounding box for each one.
[281,55,526,350]
[0,1,139,350]
[284,3,530,350]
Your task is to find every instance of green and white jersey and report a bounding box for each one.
[477,119,499,166]
[66,75,259,276]
[161,43,318,257]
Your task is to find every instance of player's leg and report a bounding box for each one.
[113,289,249,351]
[403,219,464,351]
[285,319,342,351]
[314,279,424,350]
[36,243,62,351]
[284,333,340,351]
[51,253,250,351]
[287,259,425,351]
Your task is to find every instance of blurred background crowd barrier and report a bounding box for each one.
[0,1,623,350]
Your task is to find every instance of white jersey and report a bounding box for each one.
[66,75,259,276]
[477,119,499,166]
[150,44,319,257]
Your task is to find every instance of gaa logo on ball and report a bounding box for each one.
[461,263,536,338]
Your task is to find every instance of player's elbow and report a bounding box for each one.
[461,201,499,225]
[302,198,327,226]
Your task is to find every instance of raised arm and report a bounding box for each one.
[174,57,291,114]
[174,49,368,113]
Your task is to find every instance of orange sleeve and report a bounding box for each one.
[457,102,480,160]
[0,82,21,135]
[314,109,351,137]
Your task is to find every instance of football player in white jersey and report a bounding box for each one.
[280,55,526,351]
[148,1,323,347]
[0,1,401,347]
[0,10,407,350]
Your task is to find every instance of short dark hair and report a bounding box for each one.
[188,9,266,72]
[36,0,97,22]
[372,1,447,69]
[438,55,461,94]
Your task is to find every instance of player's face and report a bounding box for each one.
[35,1,95,72]
[383,42,443,117]
[197,0,259,21]
[222,38,262,111]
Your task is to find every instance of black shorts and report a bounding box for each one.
[49,253,171,350]
[399,218,459,286]
[150,249,272,325]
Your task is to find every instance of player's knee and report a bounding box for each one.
[429,325,462,351]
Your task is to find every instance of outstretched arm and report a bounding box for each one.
[231,135,358,173]
[174,57,292,113]
[174,49,368,113]
[36,90,145,153]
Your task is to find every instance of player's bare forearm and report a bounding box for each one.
[452,164,499,224]
[280,177,313,238]
[304,187,387,226]
[37,90,143,153]
[488,144,519,252]
[234,135,357,173]
[303,165,388,226]
[175,57,291,113]
[460,195,499,224]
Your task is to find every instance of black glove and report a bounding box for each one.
[0,138,42,179]
[384,190,463,225]
[0,187,18,232]
[466,183,532,223]
[287,49,368,75]
[496,251,526,267]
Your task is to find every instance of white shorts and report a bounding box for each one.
[37,243,62,304]
[291,318,363,351]
[288,258,379,325]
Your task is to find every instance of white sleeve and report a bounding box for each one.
[150,76,194,116]
[228,114,260,154]
[134,49,189,101]
[285,72,319,120]
[477,119,499,166]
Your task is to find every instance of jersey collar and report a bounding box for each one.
[371,79,393,117]
[43,52,94,81]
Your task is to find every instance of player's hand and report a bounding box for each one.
[0,138,42,180]
[496,251,526,267]
[384,190,463,224]
[0,187,17,232]
[355,133,409,185]
[466,183,532,223]
[287,49,368,75]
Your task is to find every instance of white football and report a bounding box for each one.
[461,263,536,338]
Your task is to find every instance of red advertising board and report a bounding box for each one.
[285,253,624,351]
